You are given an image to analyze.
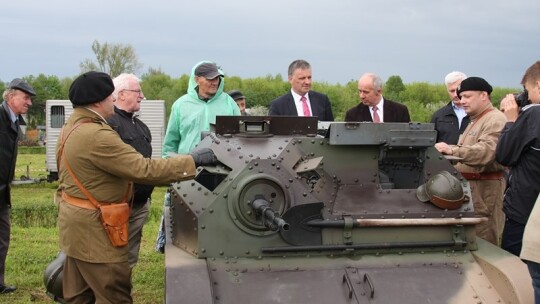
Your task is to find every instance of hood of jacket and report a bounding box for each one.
[187,60,226,102]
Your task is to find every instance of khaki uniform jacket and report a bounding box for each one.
[452,104,506,172]
[449,104,506,244]
[521,194,540,263]
[56,108,196,263]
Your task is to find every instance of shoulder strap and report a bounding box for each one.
[57,119,102,207]
[58,119,132,208]
[458,107,495,146]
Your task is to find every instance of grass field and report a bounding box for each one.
[5,153,168,303]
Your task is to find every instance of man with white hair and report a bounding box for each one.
[0,78,36,294]
[431,71,470,144]
[107,73,153,269]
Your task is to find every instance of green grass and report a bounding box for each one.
[7,152,168,303]
[14,153,48,181]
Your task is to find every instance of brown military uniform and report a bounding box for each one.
[56,108,196,303]
[449,104,506,245]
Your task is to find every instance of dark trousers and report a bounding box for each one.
[501,216,526,256]
[0,206,10,285]
[128,200,149,268]
[526,260,540,304]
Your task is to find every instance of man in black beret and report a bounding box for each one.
[0,78,36,294]
[228,89,248,115]
[435,76,507,246]
[54,71,215,303]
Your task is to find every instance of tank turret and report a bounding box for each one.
[164,116,532,304]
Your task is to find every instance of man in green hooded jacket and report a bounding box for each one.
[162,61,240,156]
[156,61,240,251]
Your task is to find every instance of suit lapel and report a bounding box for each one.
[10,120,18,134]
[361,105,372,122]
[286,92,298,116]
[383,99,392,122]
[308,92,316,117]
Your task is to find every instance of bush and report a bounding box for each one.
[18,146,46,154]
[11,205,58,228]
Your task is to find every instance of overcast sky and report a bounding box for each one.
[1,0,538,88]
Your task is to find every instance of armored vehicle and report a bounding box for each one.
[165,116,532,303]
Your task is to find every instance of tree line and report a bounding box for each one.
[1,40,519,128]
[0,71,519,129]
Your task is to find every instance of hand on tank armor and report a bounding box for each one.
[190,148,218,167]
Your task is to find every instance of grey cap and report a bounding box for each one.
[195,62,224,79]
[228,90,245,101]
[8,78,36,96]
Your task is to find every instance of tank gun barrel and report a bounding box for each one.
[250,198,290,232]
[307,217,487,228]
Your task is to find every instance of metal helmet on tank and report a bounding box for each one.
[417,171,468,210]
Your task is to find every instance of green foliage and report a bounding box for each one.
[80,40,142,77]
[239,75,290,108]
[491,87,518,108]
[17,146,46,154]
[21,74,67,127]
[16,67,521,126]
[385,75,406,101]
[398,82,448,107]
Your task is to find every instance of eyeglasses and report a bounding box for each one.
[123,89,142,95]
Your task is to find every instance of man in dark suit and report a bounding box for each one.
[269,59,334,121]
[345,73,410,123]
[0,78,36,294]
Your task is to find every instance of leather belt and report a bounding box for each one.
[460,171,504,180]
[61,191,111,210]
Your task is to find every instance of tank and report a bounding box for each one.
[164,116,532,304]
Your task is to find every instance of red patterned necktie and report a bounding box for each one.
[372,105,381,123]
[301,95,311,116]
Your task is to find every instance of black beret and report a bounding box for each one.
[69,71,114,106]
[8,78,36,96]
[227,90,245,101]
[456,76,493,99]
[195,62,224,79]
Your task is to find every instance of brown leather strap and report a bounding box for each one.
[458,107,494,146]
[430,194,470,210]
[61,191,99,210]
[460,171,504,180]
[58,119,132,208]
[474,107,494,122]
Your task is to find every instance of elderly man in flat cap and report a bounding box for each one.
[435,77,507,246]
[55,71,217,303]
[0,78,35,294]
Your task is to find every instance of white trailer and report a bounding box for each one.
[45,100,166,182]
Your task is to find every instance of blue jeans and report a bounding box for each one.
[527,260,540,304]
[155,192,170,253]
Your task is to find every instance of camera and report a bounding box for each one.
[514,91,529,108]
